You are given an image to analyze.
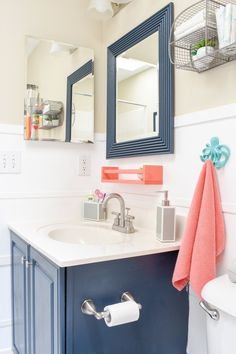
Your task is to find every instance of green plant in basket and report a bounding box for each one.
[191,38,216,56]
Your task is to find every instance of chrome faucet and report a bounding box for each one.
[102,193,135,234]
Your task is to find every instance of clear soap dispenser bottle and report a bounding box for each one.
[156,191,176,242]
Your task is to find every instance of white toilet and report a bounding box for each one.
[201,274,236,354]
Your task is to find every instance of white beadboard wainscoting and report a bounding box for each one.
[0,103,236,353]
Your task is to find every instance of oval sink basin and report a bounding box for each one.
[47,225,125,245]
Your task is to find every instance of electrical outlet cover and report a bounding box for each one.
[77,155,91,176]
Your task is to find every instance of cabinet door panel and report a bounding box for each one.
[32,264,54,354]
[30,248,65,354]
[11,234,29,354]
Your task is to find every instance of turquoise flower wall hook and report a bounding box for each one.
[200,137,230,169]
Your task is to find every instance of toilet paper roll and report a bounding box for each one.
[104,301,140,327]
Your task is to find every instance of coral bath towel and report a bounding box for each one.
[172,160,225,298]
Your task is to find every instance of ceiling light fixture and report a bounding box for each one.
[87,0,113,20]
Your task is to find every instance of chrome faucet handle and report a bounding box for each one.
[125,208,135,220]
[126,215,135,221]
[124,207,135,233]
[125,208,131,215]
[112,211,121,226]
[112,211,120,216]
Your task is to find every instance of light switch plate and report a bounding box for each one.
[0,151,21,174]
[0,152,8,173]
[9,151,21,173]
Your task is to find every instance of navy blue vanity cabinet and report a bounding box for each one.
[11,233,65,354]
[66,252,189,354]
[11,234,30,354]
[11,232,188,354]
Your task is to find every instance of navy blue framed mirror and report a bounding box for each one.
[66,59,94,143]
[106,3,174,158]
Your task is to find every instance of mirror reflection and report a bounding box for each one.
[116,32,159,143]
[24,36,94,142]
[70,65,94,143]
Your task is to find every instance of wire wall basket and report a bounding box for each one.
[169,0,236,73]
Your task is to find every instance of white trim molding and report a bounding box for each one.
[0,191,86,200]
[94,133,106,142]
[175,103,236,128]
[0,349,13,354]
[0,124,23,136]
[0,256,11,267]
[114,192,236,215]
[0,320,12,329]
[172,199,236,215]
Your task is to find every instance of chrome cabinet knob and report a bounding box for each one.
[20,257,32,268]
[25,260,33,268]
[21,256,26,265]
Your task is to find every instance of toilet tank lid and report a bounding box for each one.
[202,274,236,318]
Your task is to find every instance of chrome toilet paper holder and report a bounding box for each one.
[81,291,142,321]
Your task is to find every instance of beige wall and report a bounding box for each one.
[2,0,236,133]
[99,0,236,132]
[27,42,67,105]
[0,0,102,132]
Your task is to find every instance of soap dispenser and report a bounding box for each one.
[156,191,176,242]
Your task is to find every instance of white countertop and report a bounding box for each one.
[8,220,181,267]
